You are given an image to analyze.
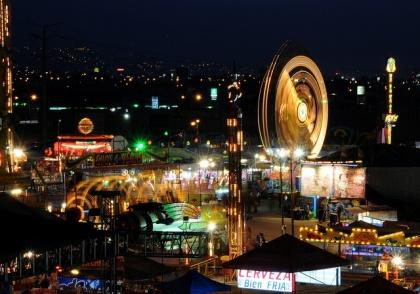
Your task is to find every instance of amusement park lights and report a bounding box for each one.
[10,188,22,196]
[391,256,404,269]
[70,269,80,276]
[199,159,210,169]
[13,148,24,159]
[278,148,289,159]
[195,93,202,101]
[207,222,217,232]
[24,251,34,259]
[134,140,147,152]
[384,57,398,145]
[190,119,200,127]
[294,148,304,159]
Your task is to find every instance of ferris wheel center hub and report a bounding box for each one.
[297,102,308,123]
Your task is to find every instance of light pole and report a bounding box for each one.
[207,222,216,257]
[199,159,209,204]
[190,119,200,144]
[57,118,66,207]
[277,148,288,233]
[391,255,404,280]
[254,153,259,169]
[290,147,304,237]
[190,119,201,159]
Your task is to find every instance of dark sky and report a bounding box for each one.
[12,0,420,74]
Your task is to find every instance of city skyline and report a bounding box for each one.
[12,0,420,74]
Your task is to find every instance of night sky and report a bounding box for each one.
[12,0,420,74]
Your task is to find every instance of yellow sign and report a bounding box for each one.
[78,118,94,135]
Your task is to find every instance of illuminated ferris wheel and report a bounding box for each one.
[258,42,328,158]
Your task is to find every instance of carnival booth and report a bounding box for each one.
[300,161,366,221]
[223,234,349,292]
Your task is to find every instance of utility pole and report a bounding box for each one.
[290,156,295,237]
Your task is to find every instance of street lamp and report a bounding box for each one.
[391,255,404,280]
[294,147,304,159]
[277,148,288,233]
[13,148,24,159]
[199,159,210,169]
[190,119,200,144]
[207,222,216,257]
[195,94,202,101]
[70,268,80,276]
[254,153,259,169]
[273,147,304,236]
[290,147,304,237]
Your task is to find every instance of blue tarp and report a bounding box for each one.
[159,270,230,294]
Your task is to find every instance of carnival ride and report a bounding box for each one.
[258,42,328,158]
[384,57,398,145]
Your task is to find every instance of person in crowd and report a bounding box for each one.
[318,205,324,223]
[336,202,344,223]
[251,192,258,213]
[304,203,310,220]
[282,224,287,235]
[256,233,266,246]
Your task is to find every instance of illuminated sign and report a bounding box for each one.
[356,85,365,96]
[92,152,143,167]
[78,118,94,135]
[151,96,159,109]
[301,165,366,198]
[54,141,112,157]
[237,270,295,292]
[210,88,218,100]
[295,267,341,286]
[58,277,102,290]
[227,82,242,102]
[360,216,384,227]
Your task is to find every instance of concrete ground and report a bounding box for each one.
[245,198,318,245]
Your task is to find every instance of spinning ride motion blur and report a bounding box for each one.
[258,42,328,158]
